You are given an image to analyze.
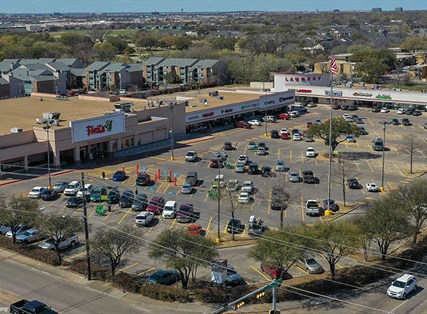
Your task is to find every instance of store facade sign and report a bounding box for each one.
[353,92,373,97]
[376,94,392,100]
[296,89,313,93]
[70,113,125,143]
[324,90,343,97]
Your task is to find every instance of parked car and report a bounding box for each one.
[305,200,322,216]
[241,181,254,193]
[257,146,267,155]
[391,118,400,125]
[136,173,151,186]
[211,174,225,188]
[185,171,198,186]
[261,165,272,177]
[238,192,251,204]
[289,111,299,118]
[66,197,84,208]
[323,199,340,212]
[146,196,165,215]
[275,160,286,172]
[226,219,244,234]
[281,132,290,140]
[185,151,198,162]
[38,234,78,250]
[305,147,316,157]
[64,181,82,196]
[209,159,222,168]
[28,186,47,199]
[40,189,59,201]
[76,184,94,199]
[135,212,155,227]
[107,188,120,204]
[412,110,422,116]
[238,154,249,165]
[365,182,380,192]
[347,178,362,189]
[278,113,290,120]
[119,190,134,208]
[131,194,148,212]
[181,182,194,194]
[9,300,58,314]
[247,162,259,175]
[235,121,251,129]
[226,179,241,192]
[270,130,280,138]
[6,225,31,238]
[223,142,234,151]
[346,135,356,143]
[298,257,324,274]
[292,133,301,141]
[355,117,364,124]
[186,224,203,236]
[16,228,44,244]
[302,170,316,184]
[260,262,291,280]
[176,204,195,223]
[380,108,390,113]
[235,162,246,173]
[162,201,177,219]
[270,187,286,211]
[0,225,11,235]
[211,151,228,162]
[357,126,368,135]
[247,142,257,150]
[401,118,412,126]
[112,170,126,182]
[147,270,180,285]
[387,274,417,299]
[53,182,68,193]
[372,107,381,113]
[396,108,406,114]
[288,172,301,183]
[263,115,277,122]
[248,119,262,126]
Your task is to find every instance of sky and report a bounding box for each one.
[0,0,426,14]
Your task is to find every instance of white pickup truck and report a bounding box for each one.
[305,200,322,217]
[38,234,79,251]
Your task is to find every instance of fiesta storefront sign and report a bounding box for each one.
[70,113,125,143]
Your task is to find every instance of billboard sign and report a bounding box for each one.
[70,113,125,143]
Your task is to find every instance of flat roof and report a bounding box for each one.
[0,96,116,135]
[148,87,268,113]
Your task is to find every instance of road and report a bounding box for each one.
[0,251,206,314]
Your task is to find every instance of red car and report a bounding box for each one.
[306,121,313,128]
[278,113,290,120]
[281,132,290,140]
[235,121,252,129]
[260,262,292,280]
[146,196,165,215]
[209,159,222,168]
[186,224,203,236]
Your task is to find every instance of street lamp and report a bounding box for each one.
[168,103,175,161]
[43,122,52,189]
[217,165,221,243]
[381,122,387,191]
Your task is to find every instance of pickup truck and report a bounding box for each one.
[37,234,78,251]
[10,299,58,314]
[305,200,323,216]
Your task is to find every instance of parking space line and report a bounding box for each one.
[393,161,405,176]
[169,219,177,230]
[204,192,209,202]
[290,150,292,162]
[242,225,246,237]
[301,152,304,163]
[336,263,344,269]
[118,262,140,273]
[137,267,156,276]
[89,210,96,217]
[417,149,426,158]
[206,217,212,233]
[295,265,308,274]
[250,265,271,281]
[102,211,112,221]
[365,160,374,173]
[301,196,305,222]
[223,223,228,235]
[64,251,86,262]
[118,208,132,225]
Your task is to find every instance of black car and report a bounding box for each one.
[270,187,286,211]
[333,104,341,110]
[323,199,340,212]
[107,188,120,204]
[131,194,148,211]
[136,173,151,186]
[391,118,400,125]
[302,170,316,184]
[291,129,300,135]
[401,118,412,126]
[412,110,422,116]
[347,178,362,189]
[261,166,272,177]
[66,197,84,208]
[348,105,358,111]
[119,190,134,208]
[257,142,268,150]
[223,142,234,151]
[270,130,280,138]
[147,270,180,285]
[405,109,414,115]
[40,189,59,201]
[227,219,244,234]
[247,162,260,175]
[341,105,349,110]
[372,107,381,113]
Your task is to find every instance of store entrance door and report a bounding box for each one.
[80,142,108,162]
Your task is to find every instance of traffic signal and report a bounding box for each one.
[235,301,245,309]
[256,291,266,299]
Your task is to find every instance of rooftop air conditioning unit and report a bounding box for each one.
[50,119,60,126]
[35,118,47,124]
[43,112,61,120]
[10,127,23,133]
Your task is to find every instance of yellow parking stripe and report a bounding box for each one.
[169,219,177,230]
[137,267,155,276]
[118,208,132,225]
[64,251,86,262]
[250,265,271,281]
[118,262,139,272]
[206,217,212,233]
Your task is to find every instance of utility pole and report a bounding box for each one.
[81,172,92,280]
[217,166,221,243]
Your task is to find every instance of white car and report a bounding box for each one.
[28,186,47,199]
[275,160,285,172]
[238,192,251,204]
[238,155,249,164]
[241,181,254,193]
[387,274,417,299]
[248,119,262,126]
[64,181,82,196]
[162,201,177,219]
[135,212,155,226]
[76,184,94,198]
[185,151,198,162]
[293,133,301,141]
[346,135,356,143]
[380,108,390,113]
[247,142,257,150]
[212,174,225,188]
[289,111,299,118]
[396,108,405,114]
[226,179,241,192]
[342,113,350,119]
[280,128,288,135]
[235,162,246,173]
[305,147,316,157]
[365,183,380,192]
[288,172,301,183]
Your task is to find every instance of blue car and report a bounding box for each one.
[112,170,126,182]
[147,270,180,285]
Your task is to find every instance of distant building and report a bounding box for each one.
[395,7,403,12]
[25,24,43,32]
[372,8,382,12]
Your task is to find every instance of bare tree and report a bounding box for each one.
[218,185,246,241]
[332,157,356,207]
[401,135,424,174]
[88,27,109,43]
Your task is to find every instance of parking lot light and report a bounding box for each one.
[381,122,386,191]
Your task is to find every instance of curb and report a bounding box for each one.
[217,239,257,249]
[0,179,22,186]
[177,136,215,145]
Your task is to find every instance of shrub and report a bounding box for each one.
[140,284,193,303]
[68,259,110,281]
[193,284,250,303]
[113,273,146,293]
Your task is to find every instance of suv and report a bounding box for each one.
[136,173,151,186]
[305,200,322,216]
[146,196,165,215]
[263,115,277,122]
[162,201,177,219]
[185,151,198,162]
[185,171,198,186]
[372,137,384,151]
[387,274,417,299]
[64,181,82,196]
[302,170,316,184]
[176,204,195,223]
[223,142,234,150]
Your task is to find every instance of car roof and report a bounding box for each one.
[68,181,79,185]
[396,274,415,282]
[165,200,176,206]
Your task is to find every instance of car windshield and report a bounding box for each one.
[187,152,195,156]
[392,280,406,288]
[179,206,191,213]
[306,258,317,266]
[68,183,78,188]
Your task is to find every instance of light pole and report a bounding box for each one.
[43,122,52,189]
[169,103,175,161]
[217,165,221,243]
[381,122,387,191]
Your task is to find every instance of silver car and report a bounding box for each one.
[298,257,324,274]
[181,183,193,194]
[288,172,301,183]
[275,160,285,172]
[235,162,246,173]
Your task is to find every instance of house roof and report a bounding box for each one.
[32,75,55,82]
[70,68,85,76]
[47,62,70,72]
[85,61,110,71]
[56,58,81,67]
[191,59,219,69]
[1,59,20,64]
[100,63,126,74]
[0,77,9,85]
[158,58,198,67]
[126,63,144,72]
[19,58,56,65]
[143,56,165,66]
[0,62,14,73]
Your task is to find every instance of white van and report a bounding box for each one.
[162,201,177,219]
[263,115,277,122]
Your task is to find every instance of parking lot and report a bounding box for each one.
[2,104,426,284]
